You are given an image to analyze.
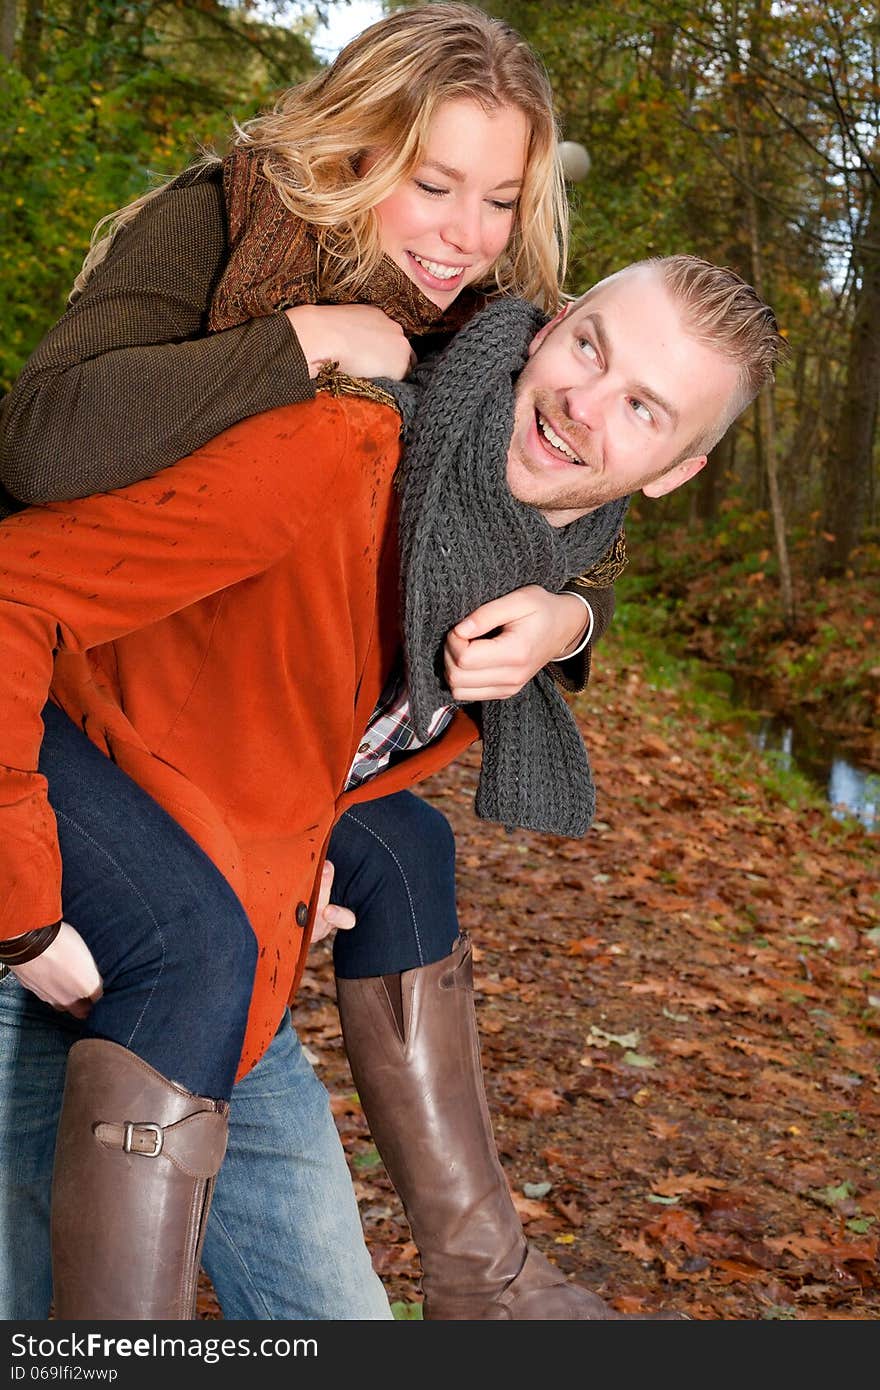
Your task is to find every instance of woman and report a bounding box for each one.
[0,4,620,1319]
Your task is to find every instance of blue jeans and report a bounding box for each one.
[38,701,258,1100]
[37,703,459,1095]
[3,706,460,1317]
[330,791,459,977]
[0,978,392,1320]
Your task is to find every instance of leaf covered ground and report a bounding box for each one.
[199,635,879,1321]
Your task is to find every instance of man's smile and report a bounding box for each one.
[535,410,586,465]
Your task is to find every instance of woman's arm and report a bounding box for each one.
[548,582,615,693]
[0,171,316,504]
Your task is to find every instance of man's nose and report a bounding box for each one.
[565,384,604,431]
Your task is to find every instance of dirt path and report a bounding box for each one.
[199,638,879,1320]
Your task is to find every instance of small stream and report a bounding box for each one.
[730,681,878,833]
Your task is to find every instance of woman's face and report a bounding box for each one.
[370,97,530,308]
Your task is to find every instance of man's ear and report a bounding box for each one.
[641,454,707,500]
[527,303,572,357]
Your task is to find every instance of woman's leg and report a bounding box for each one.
[0,982,391,1321]
[329,791,647,1319]
[36,703,258,1318]
[4,711,387,1320]
[40,702,256,1100]
[330,791,458,978]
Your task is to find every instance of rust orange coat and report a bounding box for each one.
[0,393,478,1078]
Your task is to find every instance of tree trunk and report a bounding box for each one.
[819,164,880,575]
[0,0,15,64]
[69,0,90,37]
[19,0,41,78]
[751,398,766,510]
[781,343,823,517]
[695,428,735,522]
[730,0,795,627]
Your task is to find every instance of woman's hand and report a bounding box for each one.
[12,921,103,1020]
[285,304,416,382]
[444,586,591,702]
[311,861,356,946]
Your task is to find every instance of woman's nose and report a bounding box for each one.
[441,198,482,254]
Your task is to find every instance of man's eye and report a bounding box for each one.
[629,398,653,423]
[415,180,448,197]
[576,336,598,360]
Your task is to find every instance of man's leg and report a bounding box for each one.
[202,1013,392,1320]
[36,703,259,1319]
[0,973,73,1319]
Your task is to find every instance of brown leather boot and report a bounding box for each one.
[51,1038,229,1320]
[337,934,681,1319]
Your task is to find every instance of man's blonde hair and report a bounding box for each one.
[74,3,566,312]
[651,254,787,452]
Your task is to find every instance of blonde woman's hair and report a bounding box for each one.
[74,3,567,311]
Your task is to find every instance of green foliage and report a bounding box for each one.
[2,2,877,693]
[482,0,879,577]
[616,482,879,734]
[351,1144,382,1170]
[0,1,319,389]
[601,608,838,828]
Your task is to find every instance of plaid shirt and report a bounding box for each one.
[345,659,454,791]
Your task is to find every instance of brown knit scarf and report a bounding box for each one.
[208,148,486,336]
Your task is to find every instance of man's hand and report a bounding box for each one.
[444,586,591,702]
[311,861,356,945]
[285,304,416,382]
[12,920,103,1020]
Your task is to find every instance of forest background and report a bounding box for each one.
[0,0,878,1319]
[1,0,877,755]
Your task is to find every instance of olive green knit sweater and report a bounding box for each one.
[0,166,314,512]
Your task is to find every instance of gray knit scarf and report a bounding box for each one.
[380,296,629,838]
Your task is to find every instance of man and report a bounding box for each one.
[0,256,785,1321]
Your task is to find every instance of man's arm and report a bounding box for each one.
[443,527,625,702]
[443,581,616,702]
[0,395,354,941]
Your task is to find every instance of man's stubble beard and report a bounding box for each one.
[507,439,620,518]
[508,389,621,516]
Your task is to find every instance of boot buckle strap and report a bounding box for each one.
[94,1112,227,1176]
[122,1121,163,1157]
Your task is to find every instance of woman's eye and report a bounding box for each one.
[415,180,448,198]
[489,199,517,213]
[629,398,653,423]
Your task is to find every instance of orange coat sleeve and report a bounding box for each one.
[0,398,353,940]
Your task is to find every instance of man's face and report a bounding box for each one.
[507,264,742,526]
